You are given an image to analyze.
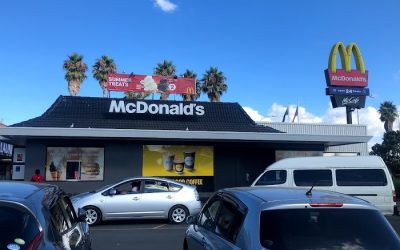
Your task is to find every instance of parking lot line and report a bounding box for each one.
[152,224,166,229]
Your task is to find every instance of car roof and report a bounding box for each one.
[223,187,375,210]
[117,176,195,188]
[267,156,386,170]
[0,181,61,208]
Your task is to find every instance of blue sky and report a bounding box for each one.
[1,0,399,146]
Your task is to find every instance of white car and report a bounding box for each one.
[71,177,201,225]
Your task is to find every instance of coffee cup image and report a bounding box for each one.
[183,151,195,171]
[173,159,184,174]
[163,153,175,171]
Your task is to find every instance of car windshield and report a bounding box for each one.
[0,204,41,249]
[260,208,400,250]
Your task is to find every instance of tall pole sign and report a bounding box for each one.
[325,42,369,124]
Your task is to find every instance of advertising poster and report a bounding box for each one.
[46,147,104,181]
[107,73,196,94]
[143,145,214,192]
[13,148,26,163]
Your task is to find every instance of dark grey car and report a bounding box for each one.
[0,181,91,250]
[184,187,400,250]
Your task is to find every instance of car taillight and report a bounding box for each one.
[393,191,397,203]
[309,203,343,208]
[26,231,43,250]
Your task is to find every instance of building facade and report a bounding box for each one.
[0,96,371,195]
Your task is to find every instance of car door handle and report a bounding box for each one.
[132,197,140,201]
[166,195,172,199]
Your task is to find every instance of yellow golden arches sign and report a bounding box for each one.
[186,87,195,95]
[328,42,366,74]
[325,42,368,87]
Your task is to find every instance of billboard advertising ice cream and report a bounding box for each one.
[107,73,196,95]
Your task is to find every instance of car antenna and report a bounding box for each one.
[306,180,317,197]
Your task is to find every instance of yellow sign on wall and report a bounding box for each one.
[142,145,214,177]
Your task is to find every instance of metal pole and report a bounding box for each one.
[346,106,354,124]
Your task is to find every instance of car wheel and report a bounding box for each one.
[84,206,101,226]
[169,205,188,224]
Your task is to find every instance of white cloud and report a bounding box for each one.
[154,0,177,12]
[243,103,398,151]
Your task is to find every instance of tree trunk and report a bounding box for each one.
[384,121,394,132]
[101,80,107,97]
[160,92,169,100]
[68,80,80,96]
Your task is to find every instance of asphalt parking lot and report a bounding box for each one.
[90,219,186,250]
[90,216,400,250]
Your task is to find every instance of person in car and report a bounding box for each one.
[130,182,140,192]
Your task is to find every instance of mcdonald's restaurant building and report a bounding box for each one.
[0,96,371,197]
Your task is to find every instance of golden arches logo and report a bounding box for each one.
[186,87,195,94]
[328,42,366,74]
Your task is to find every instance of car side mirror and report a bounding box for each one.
[109,188,117,196]
[186,215,197,225]
[77,208,87,222]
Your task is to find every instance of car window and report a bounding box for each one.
[293,169,333,186]
[168,183,182,192]
[199,199,221,232]
[0,203,41,249]
[50,197,76,233]
[254,170,287,185]
[144,180,169,193]
[260,208,400,250]
[336,169,388,186]
[215,200,244,242]
[114,181,137,195]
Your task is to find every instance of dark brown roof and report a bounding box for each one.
[11,96,281,133]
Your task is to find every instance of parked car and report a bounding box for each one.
[184,187,400,250]
[251,156,397,215]
[71,177,201,225]
[0,181,91,250]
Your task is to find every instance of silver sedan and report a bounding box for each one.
[71,177,201,225]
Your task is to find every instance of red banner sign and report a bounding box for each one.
[325,69,368,87]
[107,73,196,94]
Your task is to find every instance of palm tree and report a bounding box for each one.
[93,55,117,97]
[63,53,88,96]
[124,92,150,100]
[181,70,201,101]
[378,101,399,132]
[154,60,176,100]
[201,67,228,102]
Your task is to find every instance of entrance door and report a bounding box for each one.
[236,149,275,187]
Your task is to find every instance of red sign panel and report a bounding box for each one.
[107,73,196,94]
[325,69,368,87]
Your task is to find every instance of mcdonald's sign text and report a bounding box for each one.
[325,69,368,87]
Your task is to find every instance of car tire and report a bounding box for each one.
[169,205,189,224]
[84,206,102,226]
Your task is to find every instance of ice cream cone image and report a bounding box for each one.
[50,171,57,179]
[49,161,59,181]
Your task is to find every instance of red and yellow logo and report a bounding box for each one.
[325,42,368,87]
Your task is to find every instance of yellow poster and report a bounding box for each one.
[143,145,214,176]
